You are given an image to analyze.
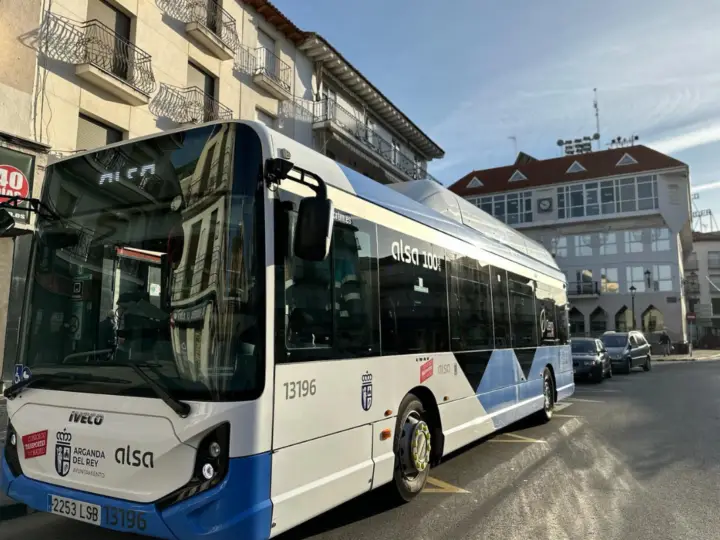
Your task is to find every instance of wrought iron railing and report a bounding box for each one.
[254,47,291,92]
[310,98,440,184]
[150,83,233,124]
[40,12,156,96]
[568,281,600,295]
[156,0,239,52]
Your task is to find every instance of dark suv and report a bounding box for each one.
[600,331,652,374]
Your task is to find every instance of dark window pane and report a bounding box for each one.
[508,272,537,348]
[491,267,511,348]
[377,229,448,354]
[449,254,493,351]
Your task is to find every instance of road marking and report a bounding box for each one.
[555,402,573,412]
[490,432,547,444]
[555,414,583,418]
[566,398,605,403]
[423,476,470,494]
[574,389,621,393]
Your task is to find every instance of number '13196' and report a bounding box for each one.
[284,379,317,400]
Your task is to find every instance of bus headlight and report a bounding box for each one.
[9,432,16,447]
[156,422,230,510]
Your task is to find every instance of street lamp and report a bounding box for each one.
[644,269,652,290]
[629,285,637,330]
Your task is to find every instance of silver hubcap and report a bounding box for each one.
[544,379,553,415]
[399,413,431,478]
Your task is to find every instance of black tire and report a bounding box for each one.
[624,358,632,374]
[607,364,613,379]
[593,367,603,384]
[643,355,651,372]
[533,368,555,423]
[388,394,432,503]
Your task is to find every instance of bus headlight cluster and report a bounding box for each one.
[9,432,16,447]
[201,463,215,480]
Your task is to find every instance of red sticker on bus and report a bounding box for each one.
[0,164,30,203]
[22,430,48,459]
[420,359,434,383]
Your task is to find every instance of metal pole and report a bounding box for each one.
[631,295,636,330]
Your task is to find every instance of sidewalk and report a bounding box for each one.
[655,349,720,362]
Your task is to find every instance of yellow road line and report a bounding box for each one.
[423,476,470,493]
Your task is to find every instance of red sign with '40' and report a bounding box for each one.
[0,164,30,202]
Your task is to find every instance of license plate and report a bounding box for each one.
[48,495,101,525]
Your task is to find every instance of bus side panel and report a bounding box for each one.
[439,395,496,455]
[269,425,373,537]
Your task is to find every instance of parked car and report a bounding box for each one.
[571,337,612,382]
[600,331,652,374]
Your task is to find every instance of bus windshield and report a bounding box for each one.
[21,122,265,402]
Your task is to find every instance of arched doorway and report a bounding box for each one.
[569,307,585,336]
[615,306,633,332]
[642,305,664,335]
[590,307,607,336]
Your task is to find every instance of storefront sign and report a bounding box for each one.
[0,146,35,224]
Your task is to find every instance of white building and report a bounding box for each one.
[450,145,693,344]
[0,0,443,387]
[684,232,720,347]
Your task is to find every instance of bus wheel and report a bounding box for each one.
[391,395,431,502]
[534,368,554,424]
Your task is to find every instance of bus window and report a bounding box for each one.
[491,267,511,349]
[276,194,379,361]
[376,227,448,355]
[507,271,537,348]
[448,252,493,351]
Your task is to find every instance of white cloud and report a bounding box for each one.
[648,123,720,154]
[692,181,720,193]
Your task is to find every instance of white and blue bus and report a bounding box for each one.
[0,121,572,539]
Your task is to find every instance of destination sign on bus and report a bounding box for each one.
[99,163,156,185]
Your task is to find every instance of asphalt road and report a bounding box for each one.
[3,360,720,540]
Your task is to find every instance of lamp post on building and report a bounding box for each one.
[630,285,637,330]
[644,269,652,291]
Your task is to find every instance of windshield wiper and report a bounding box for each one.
[122,362,191,418]
[3,372,131,399]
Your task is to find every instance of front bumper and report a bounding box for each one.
[1,450,272,540]
[573,363,602,377]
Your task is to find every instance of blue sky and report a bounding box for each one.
[273,0,720,222]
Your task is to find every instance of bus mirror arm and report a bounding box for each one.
[264,159,333,262]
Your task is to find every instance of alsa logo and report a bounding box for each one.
[69,411,104,426]
[419,358,434,383]
[115,446,154,469]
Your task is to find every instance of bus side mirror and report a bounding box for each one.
[293,196,333,262]
[0,209,15,237]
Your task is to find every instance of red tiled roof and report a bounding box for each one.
[693,231,720,242]
[449,145,687,197]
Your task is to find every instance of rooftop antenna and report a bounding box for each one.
[509,135,517,157]
[593,88,601,150]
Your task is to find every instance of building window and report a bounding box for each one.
[708,251,720,269]
[76,113,123,150]
[624,230,643,253]
[87,0,132,81]
[589,307,607,336]
[712,298,720,316]
[493,195,506,222]
[569,307,585,336]
[558,175,658,220]
[615,306,633,332]
[505,192,533,224]
[626,266,648,292]
[599,232,617,255]
[600,268,619,293]
[637,175,658,210]
[480,196,492,215]
[650,228,671,251]
[255,108,276,128]
[650,264,673,292]
[554,236,567,258]
[641,306,663,334]
[573,235,592,257]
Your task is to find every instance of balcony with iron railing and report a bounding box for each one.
[150,83,233,125]
[40,12,156,105]
[567,281,601,297]
[172,250,221,302]
[310,98,440,184]
[156,0,239,60]
[235,45,292,101]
